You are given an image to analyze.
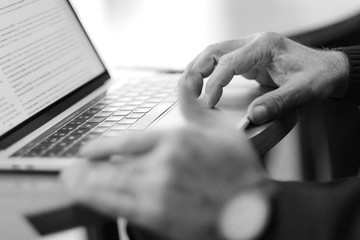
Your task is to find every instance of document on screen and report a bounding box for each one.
[0,0,104,136]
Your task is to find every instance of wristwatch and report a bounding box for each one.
[218,189,271,240]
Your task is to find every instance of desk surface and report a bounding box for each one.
[3,0,360,238]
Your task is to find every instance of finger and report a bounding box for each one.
[180,40,251,97]
[80,131,161,160]
[178,83,209,124]
[204,36,272,107]
[179,59,207,97]
[62,160,133,192]
[62,161,138,218]
[247,77,309,124]
[178,83,238,129]
[62,160,164,224]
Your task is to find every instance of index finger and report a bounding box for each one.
[180,39,251,97]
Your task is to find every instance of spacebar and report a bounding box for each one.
[129,102,175,130]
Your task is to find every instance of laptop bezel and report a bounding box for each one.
[0,0,110,150]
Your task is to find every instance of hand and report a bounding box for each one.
[180,32,349,124]
[62,85,272,240]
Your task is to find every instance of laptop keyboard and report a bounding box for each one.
[12,77,178,158]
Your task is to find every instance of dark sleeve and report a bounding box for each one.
[260,178,360,240]
[335,46,360,104]
[127,178,360,240]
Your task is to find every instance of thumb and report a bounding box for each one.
[247,83,305,125]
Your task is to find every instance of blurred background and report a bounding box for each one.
[70,0,360,70]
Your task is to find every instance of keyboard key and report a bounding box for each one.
[42,136,62,145]
[72,128,91,135]
[84,108,101,115]
[126,113,145,119]
[104,95,118,100]
[42,147,64,157]
[88,117,106,123]
[119,105,137,111]
[133,107,152,113]
[54,141,72,148]
[79,122,99,129]
[103,106,120,112]
[127,100,143,106]
[106,116,125,122]
[116,97,133,102]
[23,145,49,157]
[53,131,68,138]
[98,121,116,127]
[59,125,76,133]
[123,92,139,97]
[75,115,92,121]
[141,91,156,96]
[95,112,113,117]
[109,101,127,107]
[68,119,86,126]
[99,99,113,104]
[91,127,109,134]
[144,98,162,103]
[113,110,131,116]
[92,103,108,109]
[32,144,51,151]
[118,118,138,125]
[62,135,82,142]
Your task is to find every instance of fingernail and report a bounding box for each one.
[251,105,269,124]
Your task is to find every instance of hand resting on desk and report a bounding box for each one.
[180,32,349,124]
[62,86,274,240]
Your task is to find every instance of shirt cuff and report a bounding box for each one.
[334,46,360,104]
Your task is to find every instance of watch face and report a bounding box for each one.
[218,190,270,240]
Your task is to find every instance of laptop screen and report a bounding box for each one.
[0,0,106,137]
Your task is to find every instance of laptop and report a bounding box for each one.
[0,0,253,172]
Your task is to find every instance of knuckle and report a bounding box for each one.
[257,31,285,48]
[184,70,202,93]
[205,43,221,55]
[267,94,286,114]
[185,68,198,79]
[218,54,235,67]
[257,31,280,41]
[204,42,230,60]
